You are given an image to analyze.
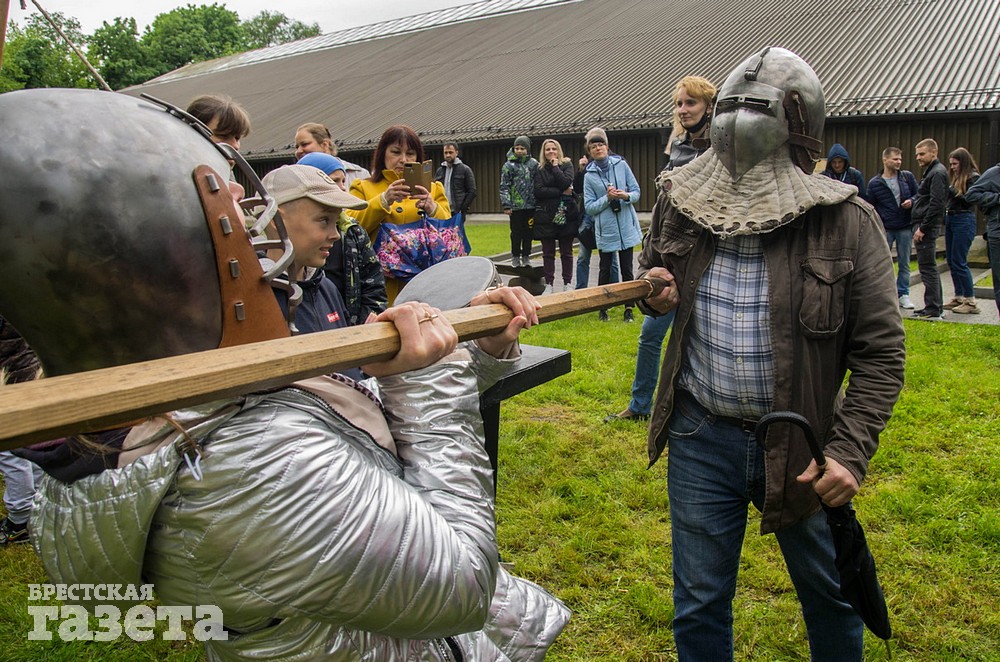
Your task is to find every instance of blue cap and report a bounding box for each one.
[296,152,346,176]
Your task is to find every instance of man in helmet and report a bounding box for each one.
[638,48,905,659]
[0,89,567,660]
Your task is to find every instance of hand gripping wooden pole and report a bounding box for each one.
[0,279,664,451]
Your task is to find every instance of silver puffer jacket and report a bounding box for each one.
[33,345,569,660]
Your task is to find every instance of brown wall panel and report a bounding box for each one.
[823,117,991,182]
[248,116,997,217]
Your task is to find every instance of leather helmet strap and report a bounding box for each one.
[193,165,290,347]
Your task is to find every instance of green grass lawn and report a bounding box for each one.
[466,220,512,258]
[2,229,998,659]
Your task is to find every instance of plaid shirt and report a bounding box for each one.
[677,234,774,419]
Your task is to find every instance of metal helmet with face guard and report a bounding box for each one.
[711,47,825,181]
[0,89,293,377]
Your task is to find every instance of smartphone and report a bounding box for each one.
[402,160,433,193]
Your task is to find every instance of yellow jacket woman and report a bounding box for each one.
[349,125,451,302]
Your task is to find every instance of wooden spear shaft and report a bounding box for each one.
[0,280,658,451]
[0,0,11,67]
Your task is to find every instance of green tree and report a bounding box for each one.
[240,10,321,50]
[0,13,94,91]
[87,17,158,90]
[141,3,242,76]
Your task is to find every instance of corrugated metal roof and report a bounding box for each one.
[125,0,1000,161]
[145,0,575,84]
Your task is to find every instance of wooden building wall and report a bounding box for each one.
[247,113,1000,216]
[823,114,995,182]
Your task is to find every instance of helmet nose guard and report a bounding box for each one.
[0,89,290,377]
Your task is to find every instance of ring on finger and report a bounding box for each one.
[418,313,439,324]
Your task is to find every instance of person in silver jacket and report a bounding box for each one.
[0,89,569,661]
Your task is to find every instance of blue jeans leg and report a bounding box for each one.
[0,451,40,524]
[667,391,863,661]
[775,510,864,660]
[945,213,976,297]
[628,311,675,416]
[886,228,912,296]
[576,248,591,289]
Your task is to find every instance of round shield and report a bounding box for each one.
[395,256,501,310]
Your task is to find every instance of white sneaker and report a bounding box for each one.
[898,294,915,309]
[542,284,553,295]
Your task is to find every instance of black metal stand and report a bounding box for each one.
[479,344,571,494]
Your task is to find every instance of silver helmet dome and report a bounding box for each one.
[0,89,290,376]
[711,47,826,181]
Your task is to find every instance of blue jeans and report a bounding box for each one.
[628,311,676,415]
[576,248,618,289]
[945,212,976,297]
[0,451,42,524]
[667,391,863,661]
[885,227,912,296]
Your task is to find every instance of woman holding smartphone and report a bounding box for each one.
[348,125,451,302]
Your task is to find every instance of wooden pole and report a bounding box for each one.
[0,0,11,67]
[28,0,112,91]
[0,280,658,451]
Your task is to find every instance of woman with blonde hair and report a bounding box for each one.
[348,125,451,302]
[944,147,981,314]
[605,74,716,421]
[532,139,578,292]
[293,122,370,186]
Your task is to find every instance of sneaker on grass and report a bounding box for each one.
[0,517,29,546]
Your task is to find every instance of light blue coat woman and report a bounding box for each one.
[583,154,642,252]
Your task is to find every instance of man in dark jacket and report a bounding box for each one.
[638,47,905,661]
[864,146,919,309]
[965,161,1000,314]
[434,142,477,218]
[820,143,866,196]
[911,138,950,319]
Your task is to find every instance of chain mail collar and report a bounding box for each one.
[657,148,857,237]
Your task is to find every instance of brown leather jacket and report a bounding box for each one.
[638,193,906,533]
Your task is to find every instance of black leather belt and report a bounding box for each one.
[715,413,760,434]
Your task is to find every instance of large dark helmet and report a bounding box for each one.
[711,47,826,181]
[0,89,294,377]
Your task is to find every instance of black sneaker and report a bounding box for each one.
[598,310,609,322]
[624,308,634,323]
[0,517,29,545]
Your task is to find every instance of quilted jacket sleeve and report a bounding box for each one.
[147,349,512,639]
